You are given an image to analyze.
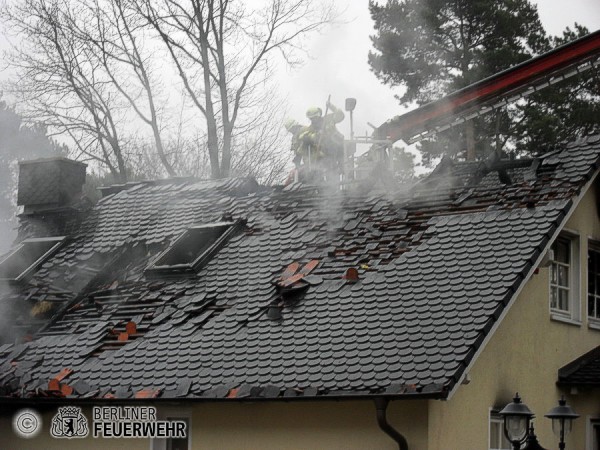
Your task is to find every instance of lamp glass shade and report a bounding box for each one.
[545,396,579,438]
[506,416,528,441]
[499,393,534,443]
[551,417,573,437]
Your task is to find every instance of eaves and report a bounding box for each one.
[0,390,447,414]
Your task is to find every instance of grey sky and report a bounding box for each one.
[279,0,600,148]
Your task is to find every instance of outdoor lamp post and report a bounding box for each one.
[544,396,580,450]
[523,424,549,450]
[499,393,535,450]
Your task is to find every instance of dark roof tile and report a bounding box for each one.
[2,138,599,400]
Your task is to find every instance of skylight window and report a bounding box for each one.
[146,221,242,276]
[0,236,65,283]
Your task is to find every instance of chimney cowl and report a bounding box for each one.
[17,157,87,213]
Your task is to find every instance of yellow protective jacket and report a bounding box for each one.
[298,105,345,163]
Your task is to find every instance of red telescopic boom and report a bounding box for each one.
[375,29,600,144]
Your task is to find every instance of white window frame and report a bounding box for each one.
[587,416,600,450]
[587,242,600,330]
[489,408,511,450]
[150,407,192,450]
[549,232,581,325]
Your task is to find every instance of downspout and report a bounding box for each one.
[374,397,409,450]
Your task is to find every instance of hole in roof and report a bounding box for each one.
[146,221,242,276]
[0,237,65,283]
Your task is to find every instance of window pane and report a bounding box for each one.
[558,265,569,287]
[559,288,569,311]
[166,418,189,450]
[490,416,510,450]
[0,239,62,280]
[501,431,510,448]
[550,237,572,314]
[588,249,600,319]
[555,240,570,263]
[490,420,501,447]
[157,227,228,266]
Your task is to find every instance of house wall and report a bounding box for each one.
[190,400,429,450]
[0,399,430,450]
[427,183,600,449]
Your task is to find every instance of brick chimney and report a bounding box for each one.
[18,157,87,214]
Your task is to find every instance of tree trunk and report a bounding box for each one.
[111,139,128,183]
[207,124,221,179]
[152,122,176,177]
[221,124,233,178]
[196,6,221,179]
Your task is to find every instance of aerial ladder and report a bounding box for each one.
[374,29,600,147]
[297,30,600,186]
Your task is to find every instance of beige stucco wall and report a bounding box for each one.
[191,400,428,450]
[428,182,600,449]
[0,400,429,450]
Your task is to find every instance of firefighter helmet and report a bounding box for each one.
[306,107,322,119]
[284,119,299,131]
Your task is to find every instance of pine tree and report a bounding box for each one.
[368,0,584,163]
[514,25,600,155]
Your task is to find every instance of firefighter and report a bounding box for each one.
[284,119,306,167]
[298,100,345,171]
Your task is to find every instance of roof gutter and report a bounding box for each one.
[374,398,409,450]
[0,392,445,409]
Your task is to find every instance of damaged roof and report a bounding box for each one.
[1,135,600,401]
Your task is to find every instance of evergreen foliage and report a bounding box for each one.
[369,0,600,163]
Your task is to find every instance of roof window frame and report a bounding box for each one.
[145,220,242,276]
[0,236,66,283]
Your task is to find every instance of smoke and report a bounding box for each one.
[0,100,63,254]
[0,282,18,344]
